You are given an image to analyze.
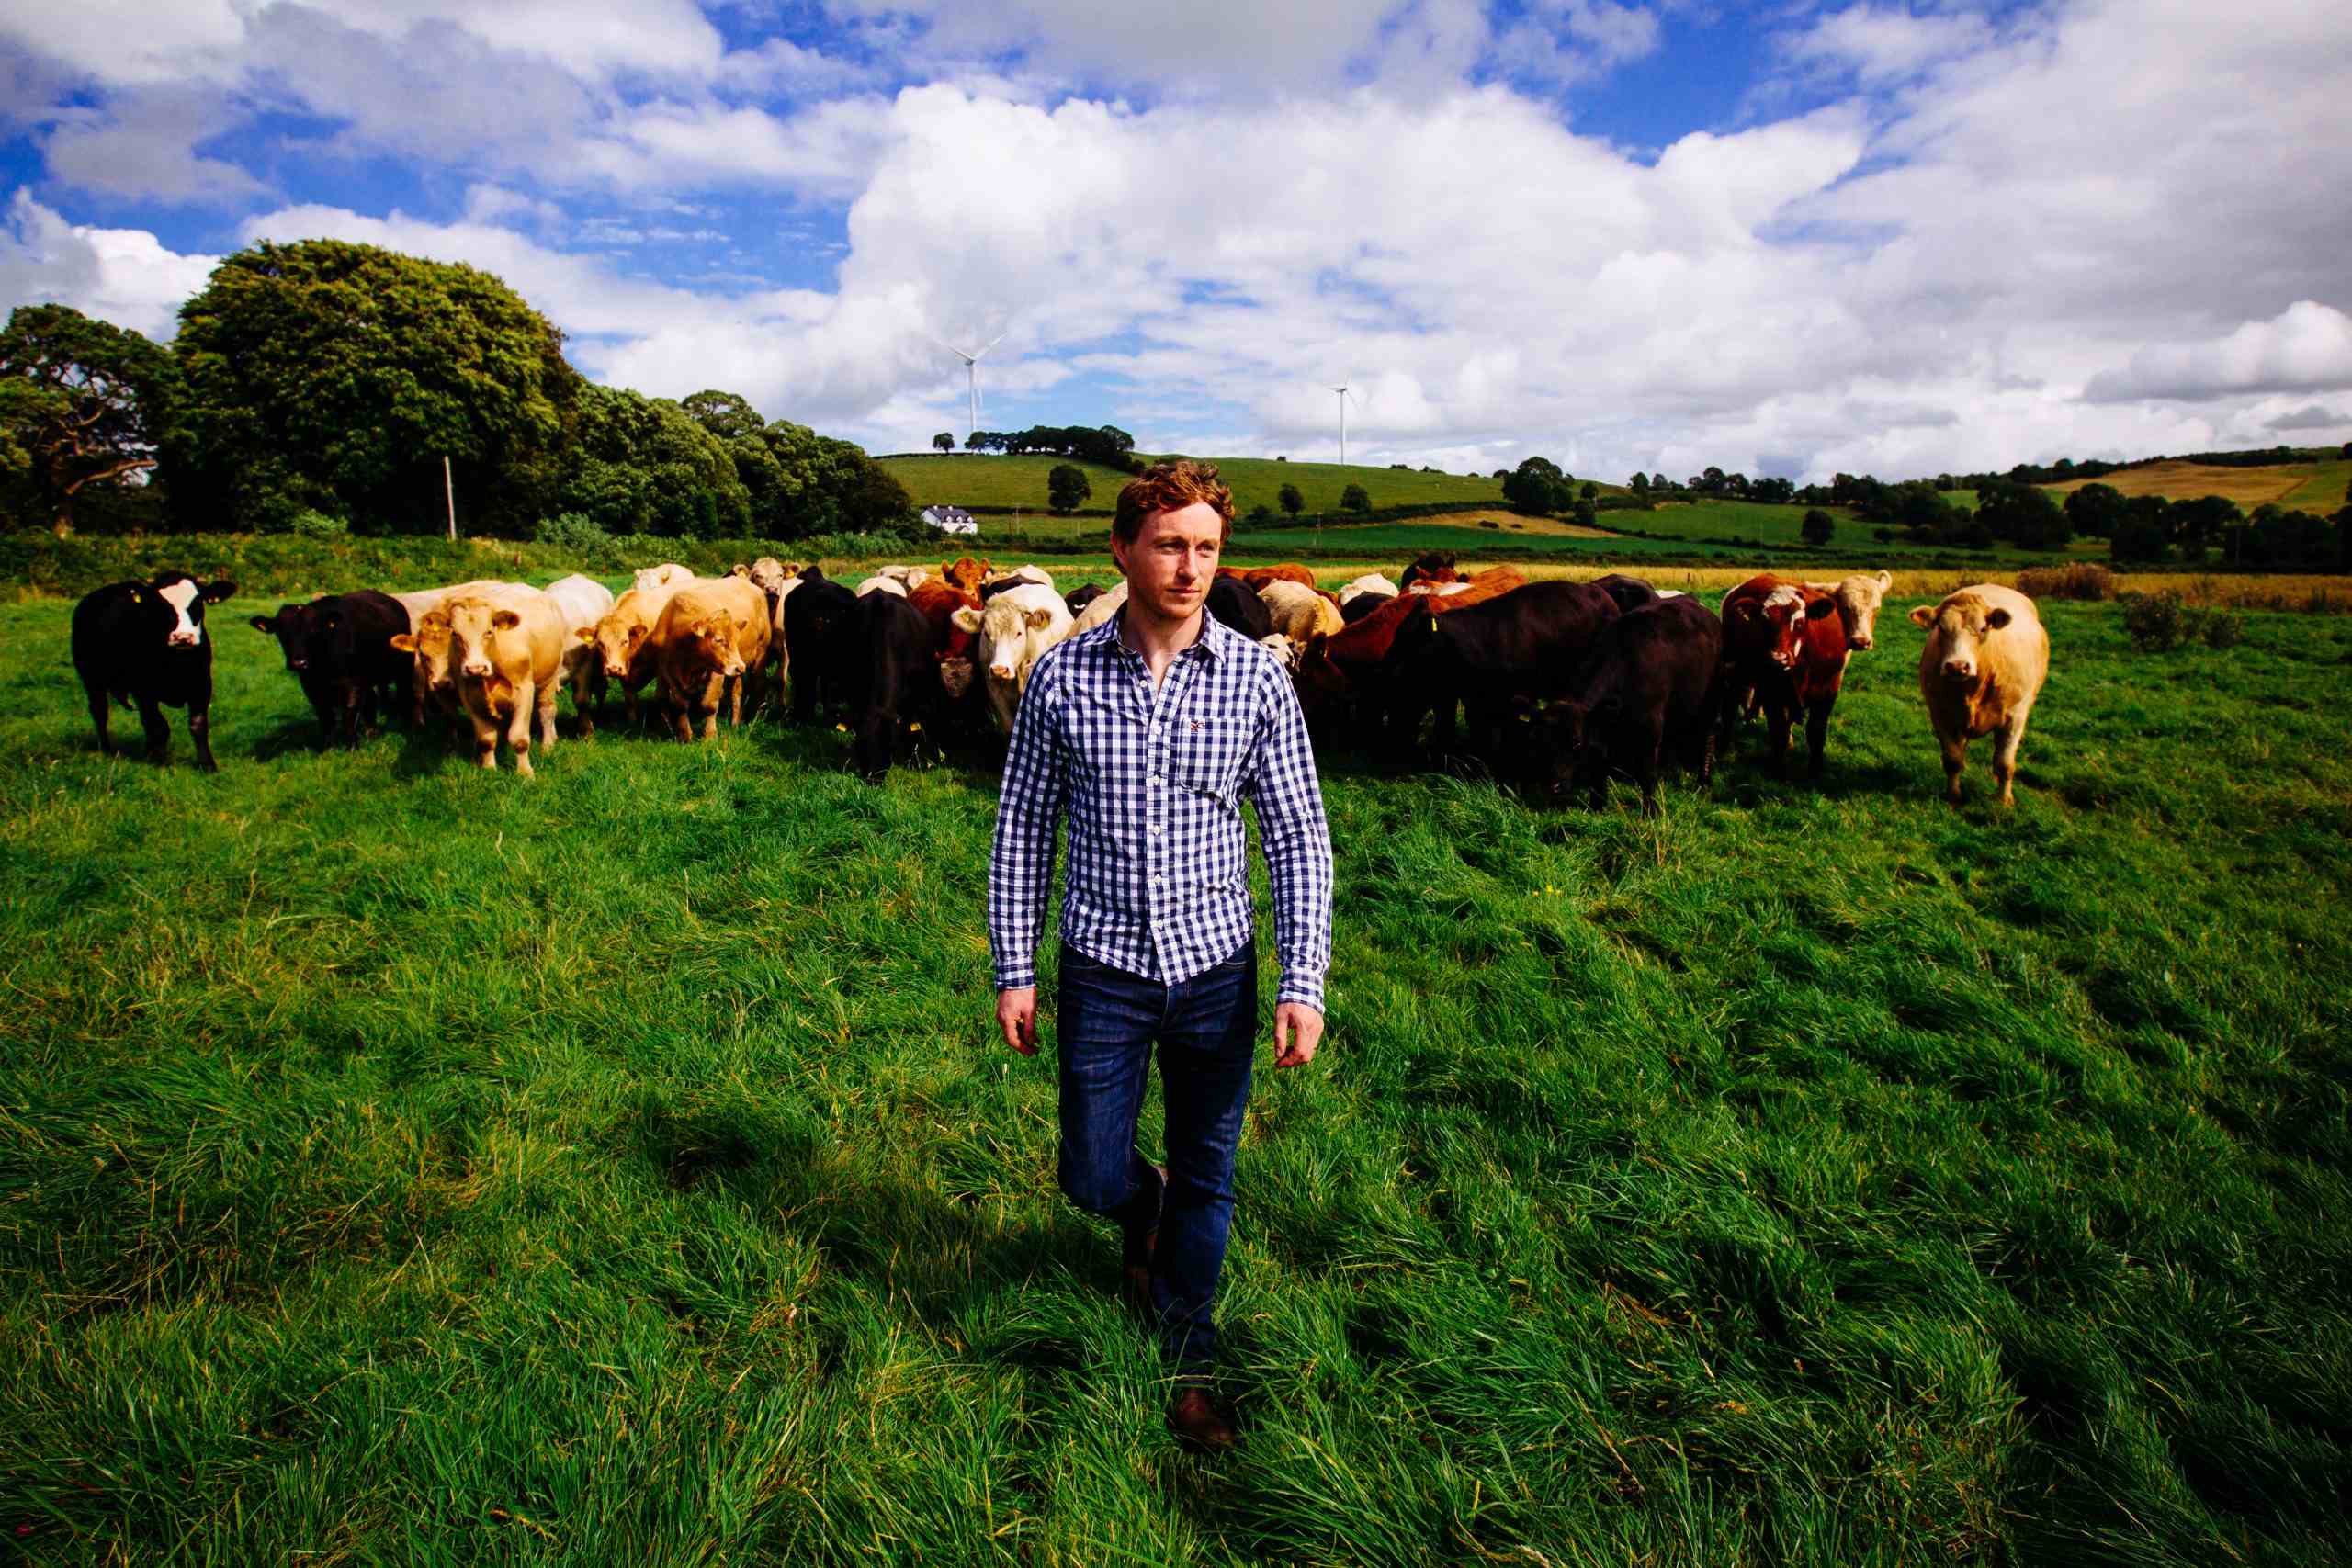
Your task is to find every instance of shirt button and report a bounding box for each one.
[1151,874,1164,886]
[1148,823,1163,836]
[1148,774,1162,787]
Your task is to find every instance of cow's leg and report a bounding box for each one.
[536,681,560,759]
[189,703,219,773]
[135,693,171,764]
[470,705,500,770]
[1992,706,2031,807]
[1766,698,1793,778]
[341,683,365,748]
[1636,725,1666,818]
[727,671,744,728]
[1804,700,1832,780]
[508,688,537,778]
[84,679,115,757]
[1939,731,1968,806]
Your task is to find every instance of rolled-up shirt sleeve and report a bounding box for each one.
[988,653,1068,992]
[1242,664,1334,1011]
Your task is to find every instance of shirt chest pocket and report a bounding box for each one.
[1170,715,1248,798]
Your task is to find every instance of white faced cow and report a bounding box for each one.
[955,581,1072,731]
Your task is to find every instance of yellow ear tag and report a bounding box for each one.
[834,723,847,732]
[908,722,922,733]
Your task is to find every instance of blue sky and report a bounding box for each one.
[2,0,2348,482]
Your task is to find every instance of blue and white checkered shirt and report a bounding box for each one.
[989,605,1334,1010]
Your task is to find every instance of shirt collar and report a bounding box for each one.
[1110,601,1226,663]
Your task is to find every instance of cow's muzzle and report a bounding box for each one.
[168,631,199,648]
[462,660,493,678]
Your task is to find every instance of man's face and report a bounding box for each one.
[1113,501,1224,625]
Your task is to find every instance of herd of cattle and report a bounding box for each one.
[66,551,2052,807]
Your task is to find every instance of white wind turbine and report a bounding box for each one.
[1329,381,1361,465]
[931,331,1008,446]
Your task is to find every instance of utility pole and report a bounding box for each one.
[443,456,457,541]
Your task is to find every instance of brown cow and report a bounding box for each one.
[654,578,771,739]
[1398,551,1462,590]
[1911,584,2049,806]
[938,557,990,594]
[582,581,689,728]
[1295,566,1526,742]
[905,578,983,699]
[1718,574,1846,777]
[1216,563,1317,592]
[391,585,564,775]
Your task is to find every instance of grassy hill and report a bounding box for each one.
[877,453,1521,518]
[2045,457,2351,512]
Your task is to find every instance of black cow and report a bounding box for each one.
[1531,594,1722,816]
[1206,576,1272,640]
[1339,591,1394,626]
[71,572,238,771]
[249,590,412,747]
[1386,581,1619,761]
[847,592,943,780]
[1064,583,1106,618]
[784,575,863,724]
[1589,574,1661,615]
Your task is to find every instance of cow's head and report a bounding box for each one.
[250,599,327,671]
[1731,583,1836,668]
[389,610,457,697]
[142,572,233,649]
[1260,633,1299,670]
[586,612,649,682]
[678,617,746,679]
[1528,697,1611,802]
[1832,570,1894,651]
[441,597,520,681]
[1910,593,2013,684]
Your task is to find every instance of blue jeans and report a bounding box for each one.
[1056,938,1257,1378]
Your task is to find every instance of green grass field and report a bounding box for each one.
[3,586,2349,1562]
[878,453,1516,519]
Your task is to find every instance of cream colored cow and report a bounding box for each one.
[1806,570,1895,654]
[394,584,566,775]
[1256,579,1345,642]
[1911,583,2049,807]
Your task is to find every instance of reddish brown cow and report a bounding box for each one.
[1717,574,1846,777]
[1295,565,1526,719]
[1216,563,1317,592]
[905,579,984,700]
[1398,551,1463,589]
[938,557,990,594]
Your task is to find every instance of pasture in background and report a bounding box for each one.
[4,558,2349,1562]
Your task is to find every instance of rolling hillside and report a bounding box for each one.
[876,453,1526,518]
[2045,457,2350,512]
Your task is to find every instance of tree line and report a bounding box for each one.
[0,241,920,543]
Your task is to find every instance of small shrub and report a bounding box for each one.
[1247,502,1274,525]
[286,508,348,539]
[2017,562,2116,601]
[2120,591,2188,650]
[2201,610,2243,649]
[534,511,612,552]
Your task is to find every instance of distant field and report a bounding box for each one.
[877,453,1522,520]
[2046,459,2350,511]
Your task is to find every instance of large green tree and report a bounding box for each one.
[0,304,177,536]
[1046,463,1091,514]
[557,384,750,538]
[1501,456,1571,515]
[169,239,580,534]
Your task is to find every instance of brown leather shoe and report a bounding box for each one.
[1169,1386,1237,1452]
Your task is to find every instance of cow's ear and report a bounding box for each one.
[731,563,749,578]
[574,626,598,644]
[389,633,419,652]
[951,605,982,633]
[1805,596,1838,620]
[201,580,236,603]
[492,610,521,630]
[248,615,275,633]
[1875,570,1893,590]
[1025,607,1053,631]
[626,624,648,648]
[1984,608,2011,630]
[1908,605,1935,627]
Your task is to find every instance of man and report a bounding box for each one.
[988,458,1334,1451]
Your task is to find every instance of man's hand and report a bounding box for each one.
[997,987,1039,1056]
[1272,1001,1324,1068]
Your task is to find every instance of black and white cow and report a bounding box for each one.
[71,572,238,770]
[249,590,413,747]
